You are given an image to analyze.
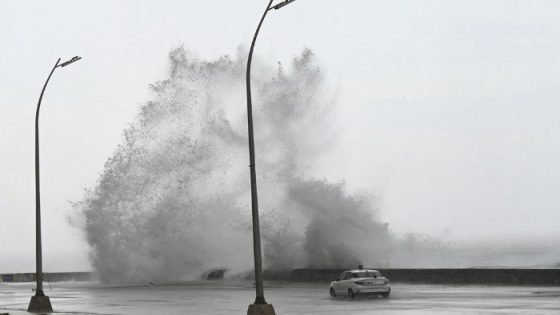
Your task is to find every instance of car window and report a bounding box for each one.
[352,271,380,278]
[343,272,353,280]
[336,272,345,280]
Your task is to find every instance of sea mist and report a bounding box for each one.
[73,47,445,283]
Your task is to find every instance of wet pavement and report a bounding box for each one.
[1,280,560,314]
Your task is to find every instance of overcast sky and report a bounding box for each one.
[2,0,560,273]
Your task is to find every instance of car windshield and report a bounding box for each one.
[352,271,380,278]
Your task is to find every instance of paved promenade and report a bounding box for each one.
[2,281,560,314]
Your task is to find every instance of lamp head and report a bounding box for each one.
[271,0,296,10]
[59,56,82,68]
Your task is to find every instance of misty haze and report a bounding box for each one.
[67,46,560,283]
[71,47,447,282]
[2,1,560,314]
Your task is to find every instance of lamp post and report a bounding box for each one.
[246,1,296,314]
[28,56,81,313]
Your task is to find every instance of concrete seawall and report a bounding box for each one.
[0,272,91,283]
[2,269,560,285]
[264,268,560,285]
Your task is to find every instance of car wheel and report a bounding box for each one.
[348,288,355,299]
[330,287,336,297]
[380,292,390,298]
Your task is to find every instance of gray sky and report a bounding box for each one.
[2,0,560,272]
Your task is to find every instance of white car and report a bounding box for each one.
[330,269,390,298]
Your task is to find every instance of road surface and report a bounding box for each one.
[1,281,559,314]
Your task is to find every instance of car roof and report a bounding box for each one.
[346,269,379,273]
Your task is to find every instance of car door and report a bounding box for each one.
[334,272,347,294]
[344,272,354,292]
[341,272,354,293]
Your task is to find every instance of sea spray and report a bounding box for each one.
[73,46,445,283]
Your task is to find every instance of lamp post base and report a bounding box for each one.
[247,303,276,315]
[28,295,53,313]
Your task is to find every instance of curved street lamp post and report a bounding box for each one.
[28,56,81,313]
[246,1,296,314]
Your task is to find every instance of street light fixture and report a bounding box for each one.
[59,56,82,68]
[245,1,296,314]
[28,56,81,313]
[271,0,296,10]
